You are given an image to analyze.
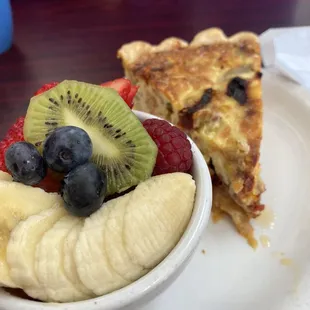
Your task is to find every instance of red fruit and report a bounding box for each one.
[34,82,59,96]
[143,119,193,175]
[35,169,64,193]
[126,84,139,109]
[34,79,139,108]
[101,78,131,99]
[0,116,62,193]
[0,117,25,172]
[101,78,138,109]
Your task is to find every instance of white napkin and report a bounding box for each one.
[260,26,310,90]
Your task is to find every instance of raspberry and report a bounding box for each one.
[143,119,193,175]
[34,82,59,96]
[0,117,25,172]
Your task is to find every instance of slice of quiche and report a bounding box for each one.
[212,184,257,248]
[117,28,266,245]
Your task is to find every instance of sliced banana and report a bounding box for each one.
[105,192,149,282]
[0,171,12,182]
[0,171,196,303]
[63,221,95,297]
[75,198,129,296]
[7,205,67,300]
[124,172,196,269]
[35,215,89,302]
[0,181,62,288]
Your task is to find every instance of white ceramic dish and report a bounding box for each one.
[0,111,212,310]
[131,71,310,310]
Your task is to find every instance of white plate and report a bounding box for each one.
[135,71,310,310]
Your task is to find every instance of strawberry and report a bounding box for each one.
[35,169,64,193]
[1,79,138,189]
[101,78,131,99]
[34,79,139,108]
[126,84,139,109]
[101,78,138,109]
[0,117,61,193]
[34,82,59,96]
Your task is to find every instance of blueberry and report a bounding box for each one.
[5,142,47,185]
[43,126,93,173]
[61,162,107,217]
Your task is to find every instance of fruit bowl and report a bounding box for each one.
[0,110,212,310]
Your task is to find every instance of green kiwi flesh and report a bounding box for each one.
[23,80,158,196]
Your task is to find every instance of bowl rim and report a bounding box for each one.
[0,110,212,310]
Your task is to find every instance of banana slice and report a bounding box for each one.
[64,221,95,297]
[105,192,149,281]
[1,171,196,303]
[0,181,62,287]
[35,215,89,302]
[75,197,129,296]
[7,205,67,300]
[124,172,196,269]
[0,171,12,182]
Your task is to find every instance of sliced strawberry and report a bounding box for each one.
[34,82,59,96]
[101,78,131,100]
[35,169,64,193]
[34,79,138,109]
[1,79,139,191]
[101,78,139,108]
[126,84,139,109]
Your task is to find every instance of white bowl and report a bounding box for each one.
[0,111,212,310]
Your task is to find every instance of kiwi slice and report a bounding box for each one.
[23,80,158,196]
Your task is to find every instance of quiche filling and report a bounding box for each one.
[117,28,266,247]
